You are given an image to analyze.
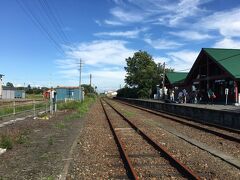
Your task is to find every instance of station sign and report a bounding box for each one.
[225,88,229,95]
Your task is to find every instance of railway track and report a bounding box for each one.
[100,98,200,179]
[114,99,240,143]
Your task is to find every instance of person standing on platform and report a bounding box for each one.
[182,89,187,103]
[178,91,183,103]
[207,88,216,104]
[170,89,175,102]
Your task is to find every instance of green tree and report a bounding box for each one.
[6,82,14,87]
[124,51,159,98]
[124,50,173,98]
[82,84,95,94]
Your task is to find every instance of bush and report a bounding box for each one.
[58,101,81,111]
[117,87,138,98]
[137,88,150,99]
[59,95,96,121]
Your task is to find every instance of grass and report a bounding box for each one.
[123,111,136,117]
[0,107,13,117]
[0,101,47,117]
[64,113,81,122]
[0,135,13,149]
[42,176,54,180]
[56,95,96,129]
[26,93,44,100]
[16,134,29,144]
[48,136,54,145]
[55,121,65,129]
[59,95,96,122]
[40,153,49,160]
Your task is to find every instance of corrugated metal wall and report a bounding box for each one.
[56,88,82,101]
[2,90,15,99]
[15,90,25,98]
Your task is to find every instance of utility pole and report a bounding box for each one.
[90,74,92,93]
[162,62,166,100]
[90,74,92,86]
[78,59,83,102]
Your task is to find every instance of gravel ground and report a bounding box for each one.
[0,110,87,180]
[67,100,128,179]
[116,100,240,159]
[108,99,240,179]
[103,101,187,179]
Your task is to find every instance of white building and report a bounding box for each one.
[0,75,25,99]
[105,90,117,97]
[0,74,4,99]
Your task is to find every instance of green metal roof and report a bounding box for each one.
[203,48,240,79]
[166,72,188,84]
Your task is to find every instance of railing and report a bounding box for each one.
[0,100,50,119]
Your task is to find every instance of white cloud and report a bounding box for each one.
[104,20,124,26]
[55,40,135,91]
[169,31,214,40]
[153,56,171,64]
[200,8,240,38]
[63,40,135,66]
[167,50,199,71]
[110,7,145,23]
[91,69,126,91]
[108,0,211,26]
[94,28,148,38]
[144,37,183,49]
[214,38,240,49]
[165,0,208,26]
[95,20,102,26]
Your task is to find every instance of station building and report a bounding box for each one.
[55,86,84,101]
[184,48,240,104]
[165,72,188,89]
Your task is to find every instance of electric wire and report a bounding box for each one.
[16,0,66,55]
[38,0,69,44]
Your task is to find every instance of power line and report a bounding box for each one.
[16,0,65,55]
[38,0,70,44]
[36,0,66,45]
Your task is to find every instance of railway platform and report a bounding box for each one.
[115,98,240,130]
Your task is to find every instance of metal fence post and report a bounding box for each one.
[13,101,16,115]
[46,101,48,113]
[33,100,36,117]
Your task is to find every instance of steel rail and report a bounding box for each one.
[100,99,139,180]
[115,99,240,143]
[102,98,200,180]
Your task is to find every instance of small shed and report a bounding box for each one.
[15,90,26,99]
[2,87,15,99]
[55,86,84,101]
[1,87,26,99]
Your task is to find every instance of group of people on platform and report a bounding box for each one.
[166,87,216,104]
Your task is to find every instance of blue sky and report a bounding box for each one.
[0,0,240,92]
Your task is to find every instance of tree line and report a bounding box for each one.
[4,82,97,95]
[117,50,173,99]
